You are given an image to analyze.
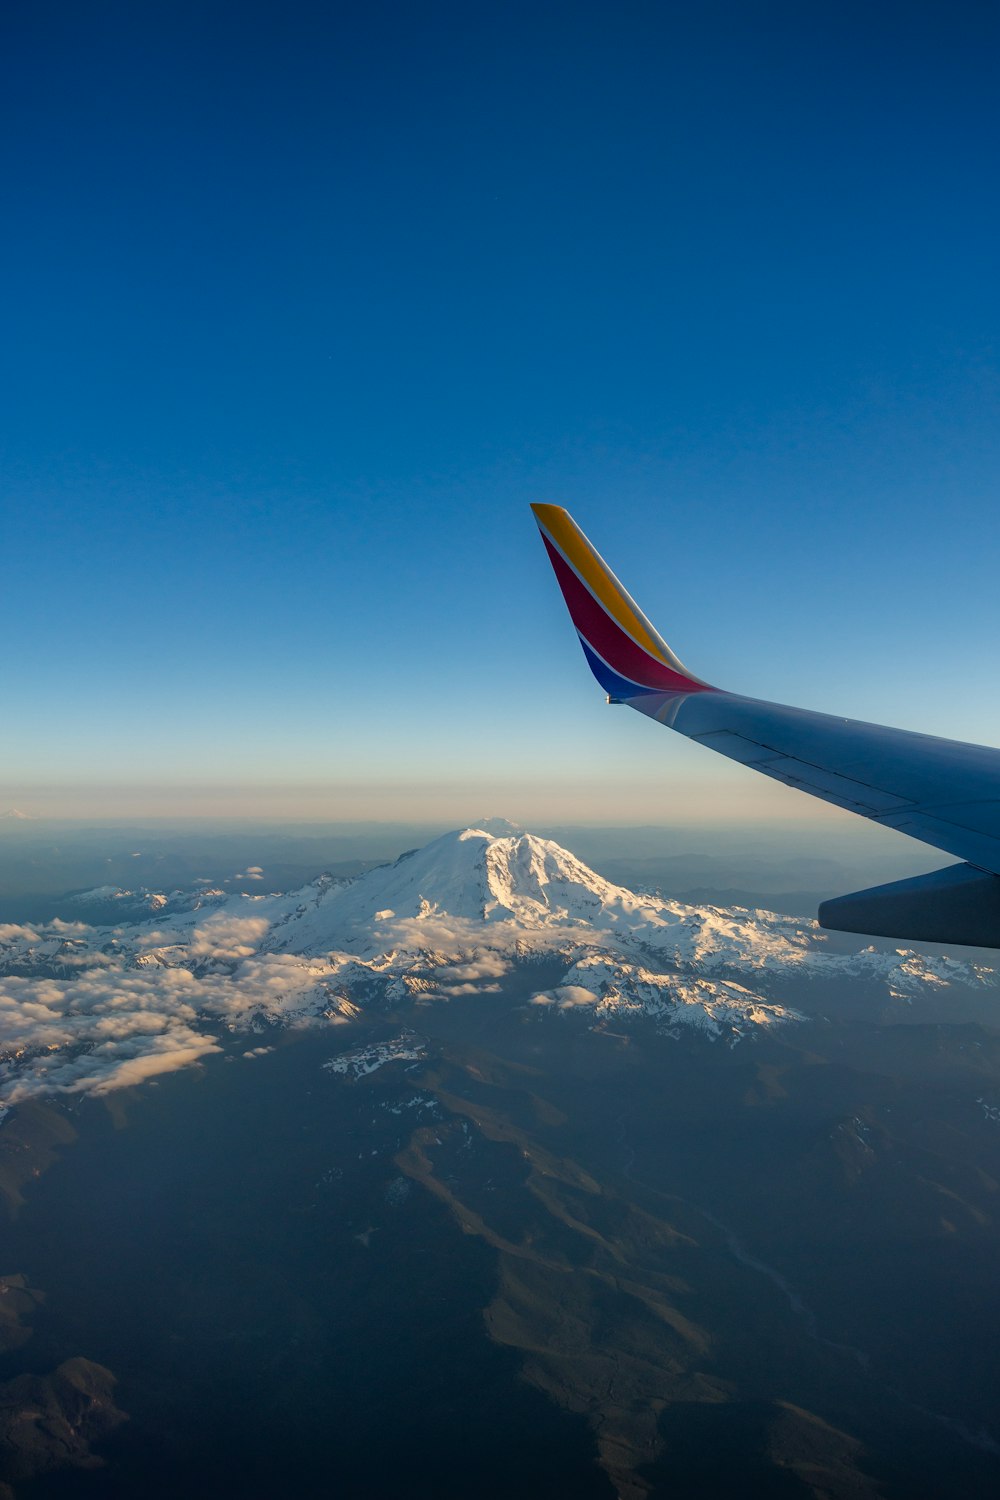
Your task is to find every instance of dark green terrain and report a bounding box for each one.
[1,967,999,1498]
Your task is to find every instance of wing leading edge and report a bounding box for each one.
[531,503,1000,949]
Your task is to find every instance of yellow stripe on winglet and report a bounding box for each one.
[531,503,685,671]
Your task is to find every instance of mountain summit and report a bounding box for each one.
[297,827,643,931]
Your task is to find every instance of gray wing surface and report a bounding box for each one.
[632,689,1000,875]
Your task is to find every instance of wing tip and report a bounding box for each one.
[530,503,711,696]
[531,502,567,524]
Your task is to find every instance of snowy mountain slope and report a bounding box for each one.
[0,828,995,1103]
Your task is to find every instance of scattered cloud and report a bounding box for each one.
[433,951,509,982]
[189,915,270,958]
[58,1034,223,1097]
[0,924,40,943]
[50,950,118,970]
[531,985,596,1009]
[379,912,589,957]
[442,982,501,995]
[0,941,333,1103]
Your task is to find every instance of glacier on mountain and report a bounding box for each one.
[0,828,995,1104]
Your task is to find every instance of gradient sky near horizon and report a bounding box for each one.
[2,0,998,825]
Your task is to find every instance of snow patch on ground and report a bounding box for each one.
[324,1035,426,1079]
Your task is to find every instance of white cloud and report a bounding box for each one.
[1,1017,222,1102]
[72,1033,222,1095]
[189,915,270,958]
[430,951,510,983]
[531,985,596,1009]
[379,912,585,959]
[0,937,332,1105]
[51,950,119,969]
[0,924,41,943]
[135,929,184,950]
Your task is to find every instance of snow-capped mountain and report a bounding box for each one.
[0,828,995,1105]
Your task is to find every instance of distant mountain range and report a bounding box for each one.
[0,828,995,1106]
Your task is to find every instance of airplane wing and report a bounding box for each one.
[531,503,1000,949]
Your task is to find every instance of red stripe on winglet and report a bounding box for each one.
[541,535,708,694]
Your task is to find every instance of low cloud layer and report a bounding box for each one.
[189,914,272,958]
[0,941,334,1103]
[1,830,992,1109]
[0,909,531,1104]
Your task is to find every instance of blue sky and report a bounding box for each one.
[2,0,998,825]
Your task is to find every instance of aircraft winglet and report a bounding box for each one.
[530,504,712,699]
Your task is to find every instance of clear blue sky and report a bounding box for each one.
[2,0,998,825]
